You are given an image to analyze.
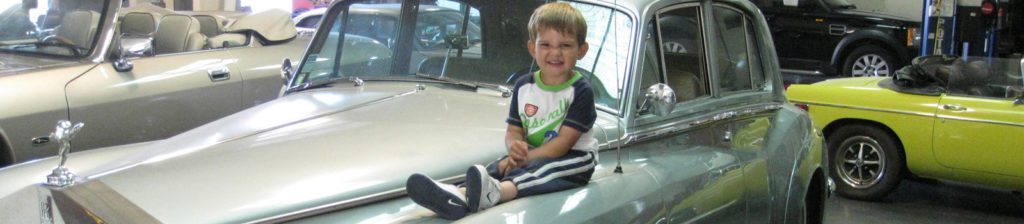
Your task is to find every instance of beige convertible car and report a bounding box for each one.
[0,0,311,166]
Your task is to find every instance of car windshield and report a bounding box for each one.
[0,0,109,57]
[823,0,855,9]
[944,56,1024,99]
[289,0,634,112]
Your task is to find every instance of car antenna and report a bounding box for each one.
[612,0,623,174]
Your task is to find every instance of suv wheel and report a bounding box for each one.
[827,124,903,200]
[843,45,897,77]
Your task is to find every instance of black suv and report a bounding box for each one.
[751,0,920,77]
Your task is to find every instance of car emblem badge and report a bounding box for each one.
[525,104,539,117]
[46,120,84,187]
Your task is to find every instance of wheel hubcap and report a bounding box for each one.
[835,136,886,189]
[851,54,890,77]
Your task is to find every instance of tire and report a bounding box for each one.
[827,124,903,200]
[842,45,898,77]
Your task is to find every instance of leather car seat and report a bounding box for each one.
[193,15,224,38]
[154,14,207,54]
[56,10,100,49]
[121,12,158,36]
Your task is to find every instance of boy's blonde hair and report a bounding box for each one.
[527,2,587,45]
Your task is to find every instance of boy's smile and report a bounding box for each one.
[528,29,589,85]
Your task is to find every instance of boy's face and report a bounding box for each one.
[528,28,589,78]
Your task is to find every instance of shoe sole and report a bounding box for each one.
[406,174,468,219]
[466,166,485,212]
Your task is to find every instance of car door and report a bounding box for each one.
[634,3,747,223]
[759,0,834,71]
[65,48,243,151]
[933,79,1024,178]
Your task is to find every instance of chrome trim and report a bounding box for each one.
[828,24,847,36]
[780,69,824,75]
[792,101,935,118]
[936,114,1024,128]
[352,77,365,87]
[629,103,782,143]
[940,104,966,111]
[249,175,466,223]
[799,101,1024,128]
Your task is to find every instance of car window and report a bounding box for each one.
[0,0,109,57]
[713,5,763,93]
[297,15,322,28]
[568,2,634,113]
[655,5,709,103]
[348,14,397,48]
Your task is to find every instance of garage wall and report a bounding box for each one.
[847,0,924,22]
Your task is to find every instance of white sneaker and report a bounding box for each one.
[407,173,469,219]
[466,165,501,212]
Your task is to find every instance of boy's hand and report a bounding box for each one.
[508,140,529,166]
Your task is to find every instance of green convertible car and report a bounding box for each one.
[788,55,1024,200]
[0,0,828,222]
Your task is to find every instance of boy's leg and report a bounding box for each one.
[502,150,596,198]
[466,150,596,212]
[406,173,470,220]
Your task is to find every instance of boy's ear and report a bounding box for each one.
[577,42,589,60]
[527,40,536,57]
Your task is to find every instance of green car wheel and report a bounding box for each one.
[828,124,904,200]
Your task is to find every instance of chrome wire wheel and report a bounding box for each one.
[835,136,886,189]
[850,54,890,77]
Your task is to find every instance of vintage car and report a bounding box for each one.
[788,55,1024,200]
[0,0,313,166]
[0,0,828,223]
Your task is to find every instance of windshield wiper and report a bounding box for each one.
[414,73,511,97]
[289,76,352,93]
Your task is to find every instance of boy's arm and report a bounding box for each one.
[525,125,582,162]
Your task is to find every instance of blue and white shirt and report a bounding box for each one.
[506,71,598,152]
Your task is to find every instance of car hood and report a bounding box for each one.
[838,9,917,24]
[0,53,83,76]
[0,81,512,223]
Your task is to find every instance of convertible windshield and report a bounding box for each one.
[0,0,109,57]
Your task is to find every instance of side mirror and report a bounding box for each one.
[113,34,153,72]
[281,58,294,85]
[644,83,677,117]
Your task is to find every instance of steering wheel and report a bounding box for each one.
[38,34,87,56]
[41,35,77,46]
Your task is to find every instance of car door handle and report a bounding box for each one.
[208,67,231,82]
[941,104,966,111]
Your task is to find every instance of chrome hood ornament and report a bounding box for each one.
[46,120,84,187]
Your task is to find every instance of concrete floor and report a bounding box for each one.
[824,178,1024,224]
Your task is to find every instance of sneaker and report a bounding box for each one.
[466,165,502,212]
[406,173,469,219]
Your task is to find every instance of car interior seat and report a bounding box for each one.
[154,14,206,54]
[55,10,101,49]
[664,53,704,102]
[193,15,223,38]
[121,12,158,36]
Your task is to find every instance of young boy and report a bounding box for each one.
[405,2,599,220]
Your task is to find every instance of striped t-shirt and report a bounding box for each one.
[506,71,598,152]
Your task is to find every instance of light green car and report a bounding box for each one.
[0,0,324,166]
[0,0,828,223]
[788,55,1024,200]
